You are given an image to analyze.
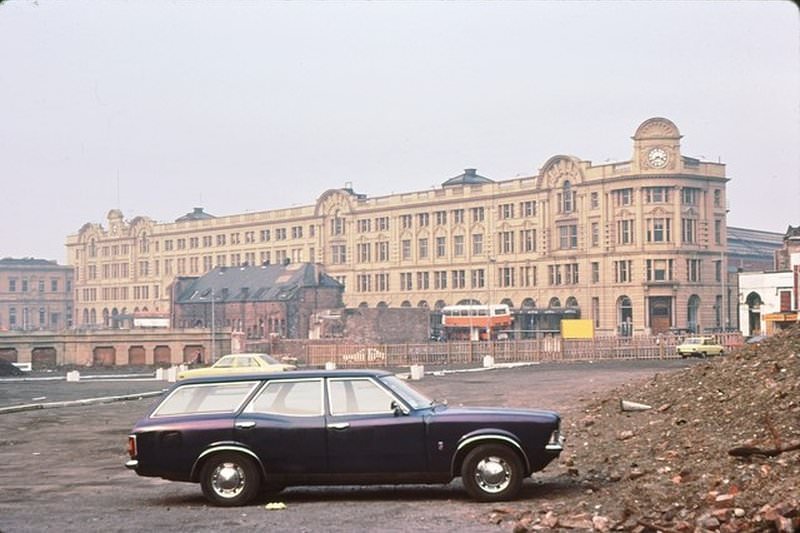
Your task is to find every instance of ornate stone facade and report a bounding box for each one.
[66,117,730,336]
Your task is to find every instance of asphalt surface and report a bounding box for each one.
[0,359,701,533]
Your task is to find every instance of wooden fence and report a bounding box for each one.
[249,332,744,368]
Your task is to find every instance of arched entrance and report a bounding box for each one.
[745,292,763,335]
[648,296,672,335]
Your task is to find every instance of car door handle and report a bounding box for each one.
[235,421,256,430]
[327,422,350,430]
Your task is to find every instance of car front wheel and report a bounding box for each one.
[461,444,524,502]
[200,452,261,507]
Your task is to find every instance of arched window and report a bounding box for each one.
[90,309,97,324]
[549,297,561,308]
[434,300,447,311]
[139,233,149,254]
[521,298,536,309]
[566,296,579,308]
[376,301,388,309]
[400,300,412,308]
[617,296,633,336]
[417,300,429,309]
[358,302,369,309]
[687,295,700,333]
[102,308,110,327]
[561,181,575,213]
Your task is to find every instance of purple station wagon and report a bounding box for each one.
[126,369,564,506]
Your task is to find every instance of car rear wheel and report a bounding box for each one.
[200,452,261,507]
[461,444,523,502]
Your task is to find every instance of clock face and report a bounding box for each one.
[648,147,668,168]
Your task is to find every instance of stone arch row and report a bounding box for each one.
[357,297,582,310]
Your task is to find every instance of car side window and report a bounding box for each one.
[246,379,323,416]
[328,378,396,416]
[152,381,259,417]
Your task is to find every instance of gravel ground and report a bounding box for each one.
[0,359,697,533]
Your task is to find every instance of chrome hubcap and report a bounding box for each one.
[211,462,246,498]
[474,456,511,493]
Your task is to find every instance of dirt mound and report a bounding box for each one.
[493,326,800,532]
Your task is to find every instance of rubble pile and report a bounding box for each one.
[499,327,800,532]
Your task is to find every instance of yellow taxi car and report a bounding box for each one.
[676,337,725,358]
[177,353,296,380]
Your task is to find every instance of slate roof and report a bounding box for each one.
[175,207,216,222]
[727,226,784,258]
[175,263,342,304]
[442,168,494,187]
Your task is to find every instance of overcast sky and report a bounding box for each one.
[1,0,798,263]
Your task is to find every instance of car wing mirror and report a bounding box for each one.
[390,400,406,417]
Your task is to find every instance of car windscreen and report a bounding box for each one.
[379,375,432,409]
[256,354,280,365]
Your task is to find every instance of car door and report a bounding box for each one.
[234,378,327,474]
[325,377,427,474]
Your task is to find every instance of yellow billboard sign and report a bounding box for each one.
[561,319,594,339]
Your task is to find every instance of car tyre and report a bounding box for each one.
[200,452,261,507]
[461,444,523,502]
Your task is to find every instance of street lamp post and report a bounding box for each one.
[210,289,216,363]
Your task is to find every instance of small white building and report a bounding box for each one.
[738,251,800,336]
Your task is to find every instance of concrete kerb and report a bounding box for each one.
[0,390,167,415]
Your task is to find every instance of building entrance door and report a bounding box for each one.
[649,296,672,334]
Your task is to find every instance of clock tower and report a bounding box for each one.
[631,117,682,172]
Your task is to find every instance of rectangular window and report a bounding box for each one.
[519,265,536,287]
[376,217,389,231]
[499,203,514,219]
[472,233,484,255]
[682,218,697,244]
[590,192,599,209]
[644,187,670,203]
[436,236,446,257]
[357,219,371,233]
[453,235,465,257]
[565,263,579,284]
[646,218,672,243]
[418,238,429,259]
[559,225,578,249]
[714,260,722,282]
[470,269,485,289]
[276,228,287,240]
[617,219,634,245]
[499,231,514,254]
[591,222,600,247]
[614,260,633,283]
[291,226,303,239]
[451,270,466,289]
[521,200,536,217]
[51,279,59,292]
[548,265,561,286]
[591,262,599,283]
[356,274,371,293]
[434,271,447,290]
[376,273,389,292]
[376,241,389,262]
[400,272,413,291]
[357,243,371,263]
[9,279,16,292]
[682,187,700,205]
[417,213,429,227]
[520,229,536,252]
[613,188,633,207]
[592,297,600,328]
[217,234,226,246]
[499,267,515,287]
[260,229,271,242]
[332,245,347,264]
[400,214,412,229]
[471,207,484,222]
[714,219,722,245]
[401,239,412,261]
[416,271,429,290]
[452,209,465,224]
[646,259,673,281]
[434,210,447,225]
[230,233,241,245]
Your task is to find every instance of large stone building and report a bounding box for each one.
[0,258,74,331]
[66,117,731,336]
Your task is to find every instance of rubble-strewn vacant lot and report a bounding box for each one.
[488,327,800,532]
